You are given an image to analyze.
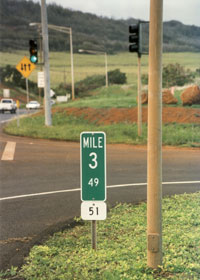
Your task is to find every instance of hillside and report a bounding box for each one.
[0,0,200,53]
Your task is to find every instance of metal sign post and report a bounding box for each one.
[80,131,107,249]
[25,78,30,113]
[16,100,20,127]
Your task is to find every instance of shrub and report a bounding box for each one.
[141,63,194,88]
[54,69,127,97]
[0,65,38,94]
[108,68,127,84]
[162,63,194,87]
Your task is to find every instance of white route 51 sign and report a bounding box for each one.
[81,201,107,220]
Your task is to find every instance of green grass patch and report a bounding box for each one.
[60,85,138,108]
[2,192,199,279]
[4,111,200,147]
[1,51,200,87]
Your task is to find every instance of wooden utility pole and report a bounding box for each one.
[137,54,142,136]
[69,28,75,100]
[147,0,163,268]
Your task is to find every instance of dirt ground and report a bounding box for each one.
[56,107,200,125]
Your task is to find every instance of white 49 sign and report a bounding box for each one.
[81,201,107,220]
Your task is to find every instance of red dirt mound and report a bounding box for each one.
[140,90,178,105]
[61,107,200,125]
[162,89,178,104]
[181,85,200,106]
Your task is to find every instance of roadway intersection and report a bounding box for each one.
[0,125,200,270]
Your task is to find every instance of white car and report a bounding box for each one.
[0,99,17,114]
[26,101,41,109]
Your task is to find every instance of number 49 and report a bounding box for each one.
[88,178,99,187]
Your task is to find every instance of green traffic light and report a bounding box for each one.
[30,55,38,63]
[29,39,38,64]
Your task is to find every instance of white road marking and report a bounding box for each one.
[1,141,16,161]
[0,181,199,201]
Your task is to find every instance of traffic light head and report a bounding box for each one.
[129,24,141,56]
[29,39,38,64]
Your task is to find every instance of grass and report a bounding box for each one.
[58,85,138,108]
[1,192,199,279]
[1,51,200,87]
[4,109,200,147]
[1,52,200,147]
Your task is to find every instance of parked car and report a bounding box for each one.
[0,98,17,113]
[26,101,40,109]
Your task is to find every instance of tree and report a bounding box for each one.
[0,65,38,93]
[141,63,194,88]
[162,63,194,88]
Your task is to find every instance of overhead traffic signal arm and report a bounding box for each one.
[29,39,38,64]
[129,23,141,57]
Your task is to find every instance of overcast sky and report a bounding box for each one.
[32,0,200,27]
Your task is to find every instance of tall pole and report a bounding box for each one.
[147,0,163,269]
[69,28,75,100]
[26,78,29,105]
[137,54,142,136]
[26,78,30,113]
[38,26,43,104]
[105,52,108,88]
[41,0,52,126]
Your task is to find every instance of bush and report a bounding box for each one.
[163,63,194,87]
[75,69,126,96]
[75,74,105,96]
[54,69,127,97]
[0,65,38,94]
[108,68,127,84]
[141,63,194,88]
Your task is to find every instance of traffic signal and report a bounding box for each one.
[129,24,141,56]
[29,39,38,64]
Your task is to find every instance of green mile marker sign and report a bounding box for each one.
[80,132,106,201]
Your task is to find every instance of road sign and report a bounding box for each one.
[37,71,45,88]
[16,56,36,78]
[81,201,107,220]
[80,131,106,201]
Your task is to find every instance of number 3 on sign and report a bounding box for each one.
[89,152,98,169]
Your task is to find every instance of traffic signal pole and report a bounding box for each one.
[147,0,163,268]
[41,0,52,126]
[129,23,142,136]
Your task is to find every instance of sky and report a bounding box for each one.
[31,0,200,27]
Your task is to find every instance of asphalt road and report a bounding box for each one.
[0,109,39,124]
[0,126,200,271]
